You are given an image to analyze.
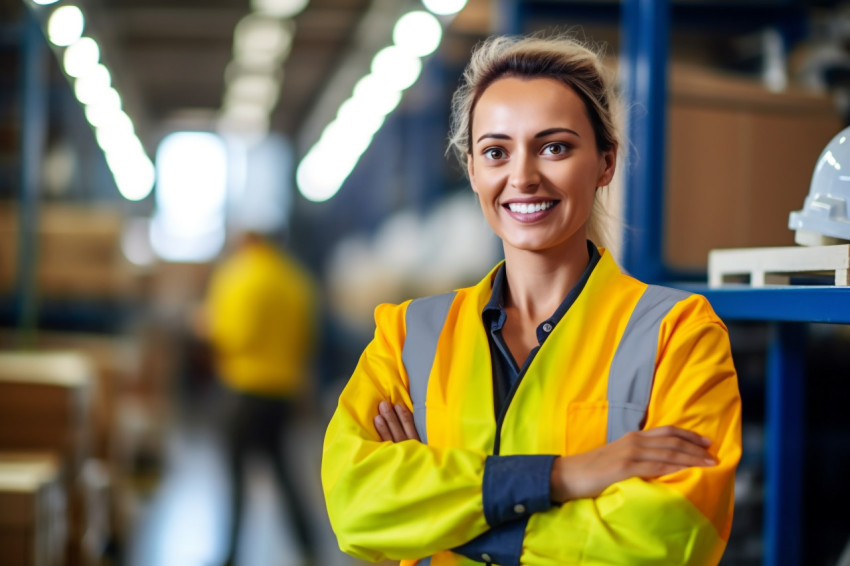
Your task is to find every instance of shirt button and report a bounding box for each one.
[542,322,553,333]
[481,553,492,562]
[514,503,526,514]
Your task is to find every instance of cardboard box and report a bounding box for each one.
[0,453,65,566]
[0,203,140,298]
[0,352,94,474]
[666,64,843,269]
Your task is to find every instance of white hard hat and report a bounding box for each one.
[788,126,850,245]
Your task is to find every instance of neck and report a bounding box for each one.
[502,236,590,321]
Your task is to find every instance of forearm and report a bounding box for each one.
[322,410,491,561]
[524,476,729,565]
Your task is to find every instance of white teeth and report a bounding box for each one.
[507,201,554,214]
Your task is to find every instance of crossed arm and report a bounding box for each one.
[375,400,714,503]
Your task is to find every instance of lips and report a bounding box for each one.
[503,200,558,222]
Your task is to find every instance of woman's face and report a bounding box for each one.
[467,76,616,257]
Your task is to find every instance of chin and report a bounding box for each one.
[501,230,583,256]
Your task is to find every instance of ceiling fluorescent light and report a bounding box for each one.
[251,0,309,18]
[48,5,84,47]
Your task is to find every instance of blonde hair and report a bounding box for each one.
[448,33,622,251]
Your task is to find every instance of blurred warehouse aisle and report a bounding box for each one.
[126,384,354,566]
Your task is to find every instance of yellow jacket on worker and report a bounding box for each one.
[322,248,741,565]
[206,239,317,397]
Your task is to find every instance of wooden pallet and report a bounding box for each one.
[708,244,850,287]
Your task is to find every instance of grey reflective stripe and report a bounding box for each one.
[401,292,456,445]
[418,558,432,566]
[606,285,693,443]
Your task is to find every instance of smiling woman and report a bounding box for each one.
[321,33,741,566]
[466,77,615,265]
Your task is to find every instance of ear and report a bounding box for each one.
[467,154,479,194]
[597,143,618,187]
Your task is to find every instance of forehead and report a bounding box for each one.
[471,77,591,135]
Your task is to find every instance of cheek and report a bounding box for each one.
[471,168,499,198]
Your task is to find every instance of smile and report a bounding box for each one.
[506,201,556,214]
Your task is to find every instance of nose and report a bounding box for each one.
[509,151,540,192]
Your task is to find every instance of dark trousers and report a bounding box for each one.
[222,392,314,563]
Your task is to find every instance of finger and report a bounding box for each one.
[633,443,716,467]
[632,461,691,479]
[379,401,405,442]
[374,415,393,441]
[641,426,711,447]
[637,436,715,462]
[394,403,420,441]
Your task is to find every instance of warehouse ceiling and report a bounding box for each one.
[68,0,494,153]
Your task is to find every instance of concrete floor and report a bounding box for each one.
[125,387,357,566]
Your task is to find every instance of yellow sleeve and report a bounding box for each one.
[321,302,491,562]
[523,296,741,565]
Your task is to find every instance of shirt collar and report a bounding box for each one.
[482,241,601,341]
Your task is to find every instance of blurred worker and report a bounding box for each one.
[203,230,318,566]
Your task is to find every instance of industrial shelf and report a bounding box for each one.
[682,285,850,325]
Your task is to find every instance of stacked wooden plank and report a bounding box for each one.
[0,352,111,566]
[0,453,64,566]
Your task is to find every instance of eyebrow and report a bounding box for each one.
[475,127,581,144]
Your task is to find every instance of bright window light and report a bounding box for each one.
[153,132,228,262]
[31,0,60,5]
[73,64,111,105]
[423,0,468,16]
[227,134,293,234]
[48,5,84,47]
[393,11,442,57]
[63,37,99,78]
[150,215,226,266]
[371,46,422,91]
[251,0,309,18]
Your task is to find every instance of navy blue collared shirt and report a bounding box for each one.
[453,241,602,565]
[483,241,601,418]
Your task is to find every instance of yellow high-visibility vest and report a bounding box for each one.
[322,249,741,565]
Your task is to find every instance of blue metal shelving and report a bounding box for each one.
[620,1,847,565]
[15,8,47,343]
[688,286,850,325]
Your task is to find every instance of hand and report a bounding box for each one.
[374,401,421,442]
[550,426,716,503]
